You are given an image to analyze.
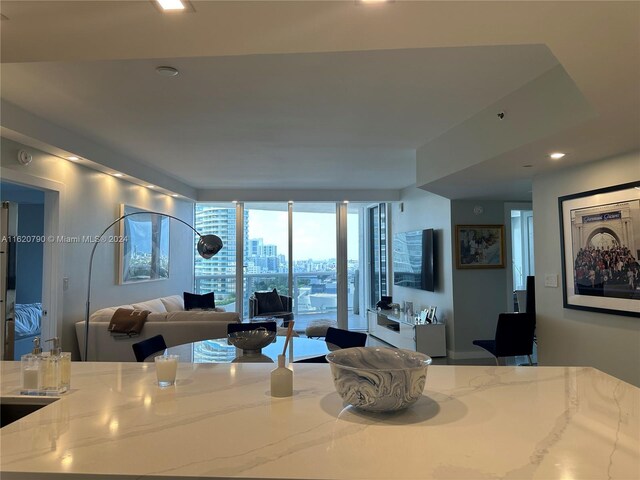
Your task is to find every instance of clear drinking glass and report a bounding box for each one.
[154,355,179,387]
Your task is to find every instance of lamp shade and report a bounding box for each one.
[198,234,223,259]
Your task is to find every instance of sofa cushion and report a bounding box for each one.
[131,298,167,313]
[184,291,216,310]
[161,311,240,323]
[254,289,284,313]
[90,305,134,322]
[160,295,184,312]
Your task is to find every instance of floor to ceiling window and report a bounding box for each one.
[243,203,290,317]
[195,201,375,333]
[347,204,366,330]
[511,209,534,310]
[368,203,388,309]
[292,203,337,328]
[194,203,243,312]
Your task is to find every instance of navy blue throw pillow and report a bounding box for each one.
[184,291,215,311]
[254,289,284,313]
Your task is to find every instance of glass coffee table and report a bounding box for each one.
[168,335,331,363]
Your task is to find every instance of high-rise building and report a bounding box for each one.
[248,238,263,257]
[194,205,248,308]
[262,244,278,257]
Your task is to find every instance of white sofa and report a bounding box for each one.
[75,295,240,362]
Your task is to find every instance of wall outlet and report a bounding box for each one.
[544,274,558,288]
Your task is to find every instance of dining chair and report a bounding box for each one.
[132,334,167,362]
[472,312,536,365]
[295,327,367,363]
[325,327,368,349]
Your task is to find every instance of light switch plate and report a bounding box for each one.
[63,277,69,291]
[544,274,558,288]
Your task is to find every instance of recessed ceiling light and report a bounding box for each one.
[171,194,179,197]
[360,0,389,3]
[67,156,80,161]
[156,66,179,77]
[156,0,185,11]
[550,152,566,160]
[112,173,124,177]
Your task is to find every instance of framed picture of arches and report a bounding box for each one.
[559,181,640,317]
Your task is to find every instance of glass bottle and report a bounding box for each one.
[42,337,62,395]
[21,337,43,395]
[270,354,293,397]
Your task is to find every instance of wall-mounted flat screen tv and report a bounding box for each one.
[392,229,435,291]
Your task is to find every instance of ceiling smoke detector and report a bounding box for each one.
[17,150,32,166]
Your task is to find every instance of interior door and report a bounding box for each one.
[1,202,17,360]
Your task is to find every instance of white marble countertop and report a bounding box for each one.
[1,361,638,479]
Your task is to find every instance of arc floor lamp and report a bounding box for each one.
[83,211,223,361]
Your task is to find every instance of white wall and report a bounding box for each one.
[390,187,454,350]
[1,138,195,357]
[450,200,510,356]
[533,151,640,386]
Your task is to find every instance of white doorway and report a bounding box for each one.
[505,203,534,311]
[0,168,64,358]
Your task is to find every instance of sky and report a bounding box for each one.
[248,210,360,260]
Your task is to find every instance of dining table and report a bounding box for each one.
[167,334,332,363]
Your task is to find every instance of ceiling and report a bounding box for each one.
[1,1,638,202]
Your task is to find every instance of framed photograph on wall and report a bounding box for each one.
[455,225,505,269]
[558,181,640,317]
[119,204,170,284]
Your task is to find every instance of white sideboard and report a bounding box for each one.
[367,309,446,357]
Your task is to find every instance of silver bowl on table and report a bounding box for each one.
[227,327,276,355]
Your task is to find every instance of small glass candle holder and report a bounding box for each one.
[154,355,179,387]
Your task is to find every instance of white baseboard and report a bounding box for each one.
[447,349,494,360]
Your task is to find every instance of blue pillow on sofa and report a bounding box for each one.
[184,291,215,311]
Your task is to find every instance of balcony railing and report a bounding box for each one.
[194,271,365,330]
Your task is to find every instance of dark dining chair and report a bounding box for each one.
[472,312,536,365]
[295,327,368,363]
[132,334,167,362]
[325,327,368,349]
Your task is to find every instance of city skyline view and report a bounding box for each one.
[249,210,360,261]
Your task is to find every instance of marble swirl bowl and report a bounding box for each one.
[326,347,432,412]
[227,328,276,353]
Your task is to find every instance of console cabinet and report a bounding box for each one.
[367,309,446,357]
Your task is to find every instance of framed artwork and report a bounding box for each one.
[119,204,170,284]
[558,181,640,317]
[455,225,505,269]
[427,306,437,323]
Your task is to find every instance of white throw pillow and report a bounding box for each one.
[131,298,167,313]
[160,295,185,312]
